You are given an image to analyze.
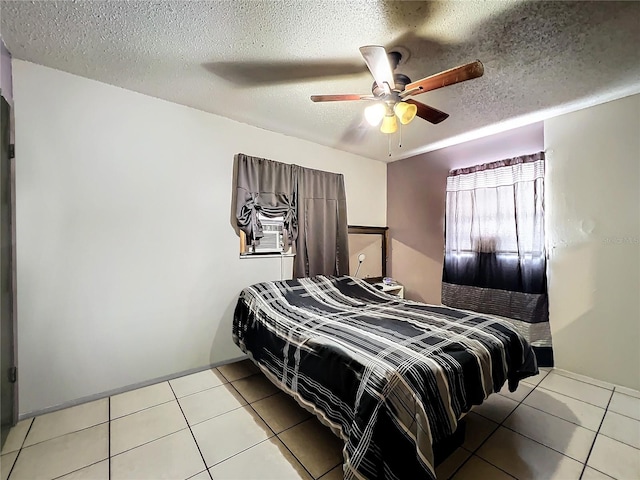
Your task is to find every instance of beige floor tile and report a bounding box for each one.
[1,419,33,454]
[111,382,175,419]
[523,386,605,432]
[169,368,227,398]
[521,370,550,387]
[434,447,471,480]
[587,433,640,479]
[56,460,108,480]
[10,424,108,480]
[318,464,343,480]
[278,418,344,478]
[1,451,18,480]
[599,410,640,448]
[504,403,596,462]
[581,466,615,479]
[208,437,312,479]
[110,401,187,455]
[451,455,514,480]
[111,429,205,480]
[217,359,260,382]
[192,405,273,468]
[232,374,280,404]
[498,382,534,403]
[538,373,611,408]
[477,427,583,480]
[551,369,614,390]
[251,391,312,434]
[472,394,518,423]
[24,399,108,447]
[615,385,640,399]
[608,391,640,421]
[462,412,498,451]
[178,383,246,425]
[188,471,211,480]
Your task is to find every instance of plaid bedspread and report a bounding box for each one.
[233,276,538,479]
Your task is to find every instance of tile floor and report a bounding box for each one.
[1,361,639,480]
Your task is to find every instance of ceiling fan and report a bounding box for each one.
[311,46,484,134]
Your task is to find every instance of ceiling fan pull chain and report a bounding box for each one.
[399,122,402,148]
[388,135,391,157]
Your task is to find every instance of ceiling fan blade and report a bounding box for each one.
[405,99,449,124]
[402,60,484,96]
[311,94,375,102]
[359,45,395,92]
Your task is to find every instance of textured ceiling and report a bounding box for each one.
[1,1,639,162]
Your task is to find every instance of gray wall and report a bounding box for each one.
[387,123,544,303]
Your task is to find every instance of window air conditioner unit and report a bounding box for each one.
[253,215,285,253]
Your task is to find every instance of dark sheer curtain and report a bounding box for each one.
[235,153,349,278]
[293,166,349,278]
[442,152,553,366]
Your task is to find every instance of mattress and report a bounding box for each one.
[233,275,538,479]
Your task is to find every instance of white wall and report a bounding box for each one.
[13,60,386,416]
[545,94,640,390]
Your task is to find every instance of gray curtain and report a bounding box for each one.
[235,153,297,248]
[234,153,349,278]
[293,166,349,278]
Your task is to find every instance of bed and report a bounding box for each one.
[233,275,538,479]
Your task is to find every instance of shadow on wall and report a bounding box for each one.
[229,154,240,236]
[209,296,245,368]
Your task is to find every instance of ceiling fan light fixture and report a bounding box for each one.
[380,114,398,134]
[364,103,386,126]
[394,101,418,125]
[311,47,484,143]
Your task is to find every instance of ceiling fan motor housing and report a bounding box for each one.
[371,73,412,97]
[311,45,484,127]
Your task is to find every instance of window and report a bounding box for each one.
[442,153,553,366]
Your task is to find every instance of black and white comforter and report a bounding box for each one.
[233,276,538,479]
